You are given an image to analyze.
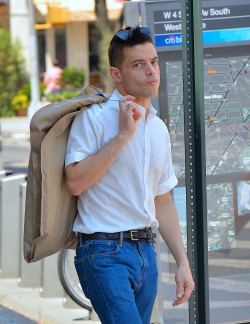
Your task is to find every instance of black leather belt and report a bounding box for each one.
[79,228,156,242]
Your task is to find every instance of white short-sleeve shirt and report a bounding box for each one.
[65,89,178,234]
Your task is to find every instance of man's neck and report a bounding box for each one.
[117,90,149,109]
[134,97,149,111]
[115,89,150,117]
[134,98,150,119]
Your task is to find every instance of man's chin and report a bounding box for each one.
[150,91,159,98]
[147,88,159,99]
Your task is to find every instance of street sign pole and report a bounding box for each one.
[181,0,210,323]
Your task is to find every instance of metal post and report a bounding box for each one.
[27,0,40,118]
[40,253,65,298]
[151,233,164,324]
[0,122,2,170]
[89,310,100,321]
[0,174,26,278]
[181,0,210,323]
[18,182,42,288]
[63,295,81,309]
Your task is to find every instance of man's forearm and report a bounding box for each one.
[66,134,129,196]
[155,191,194,306]
[155,192,188,266]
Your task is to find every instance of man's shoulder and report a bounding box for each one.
[77,99,113,121]
[90,99,110,113]
[153,115,169,130]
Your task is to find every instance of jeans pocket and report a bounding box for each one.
[74,257,90,299]
[89,240,120,258]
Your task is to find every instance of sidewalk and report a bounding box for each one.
[0,304,36,324]
[0,278,100,324]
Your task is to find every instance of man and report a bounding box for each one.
[43,60,63,94]
[65,26,194,324]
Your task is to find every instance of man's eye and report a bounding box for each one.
[134,63,142,68]
[152,60,159,65]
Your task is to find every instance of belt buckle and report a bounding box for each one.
[130,230,139,241]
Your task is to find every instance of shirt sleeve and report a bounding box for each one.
[156,131,178,196]
[65,107,102,168]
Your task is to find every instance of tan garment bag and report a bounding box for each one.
[24,86,109,263]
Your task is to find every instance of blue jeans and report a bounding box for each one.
[74,238,158,324]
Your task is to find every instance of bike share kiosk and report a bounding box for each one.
[125,1,250,323]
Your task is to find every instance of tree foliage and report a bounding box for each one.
[0,28,26,117]
[94,0,123,93]
[60,66,85,91]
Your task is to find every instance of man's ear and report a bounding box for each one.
[109,66,122,83]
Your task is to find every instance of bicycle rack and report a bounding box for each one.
[18,181,42,288]
[41,253,65,298]
[0,174,26,278]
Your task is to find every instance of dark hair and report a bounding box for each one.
[53,59,59,66]
[108,26,153,69]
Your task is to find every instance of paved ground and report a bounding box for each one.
[0,304,37,324]
[0,279,99,324]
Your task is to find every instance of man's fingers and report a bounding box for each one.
[119,95,135,106]
[122,95,135,101]
[119,98,141,121]
[173,295,186,307]
[132,107,141,121]
[176,280,185,299]
[173,282,194,307]
[173,293,188,307]
[172,280,185,306]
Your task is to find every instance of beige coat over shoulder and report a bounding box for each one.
[24,86,109,263]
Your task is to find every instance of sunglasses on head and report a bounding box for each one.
[115,27,150,40]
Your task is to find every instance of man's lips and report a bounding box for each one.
[148,78,158,84]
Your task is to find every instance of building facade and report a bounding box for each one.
[0,0,124,87]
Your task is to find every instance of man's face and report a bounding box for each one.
[114,42,160,100]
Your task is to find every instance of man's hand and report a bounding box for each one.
[173,264,195,307]
[118,95,141,141]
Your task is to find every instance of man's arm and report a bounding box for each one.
[155,191,194,307]
[66,96,141,196]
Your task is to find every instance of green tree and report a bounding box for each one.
[0,28,26,117]
[94,0,124,93]
[60,66,85,91]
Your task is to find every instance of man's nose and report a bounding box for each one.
[145,63,156,75]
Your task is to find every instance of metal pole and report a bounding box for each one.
[27,0,40,118]
[181,0,210,323]
[0,122,2,170]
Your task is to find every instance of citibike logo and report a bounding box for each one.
[165,34,182,45]
[154,33,183,47]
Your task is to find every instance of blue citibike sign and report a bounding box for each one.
[155,27,250,47]
[145,0,250,50]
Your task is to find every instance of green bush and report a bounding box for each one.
[60,66,85,90]
[47,90,79,103]
[18,81,46,101]
[0,28,26,117]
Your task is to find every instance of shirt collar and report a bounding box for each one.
[109,89,157,122]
